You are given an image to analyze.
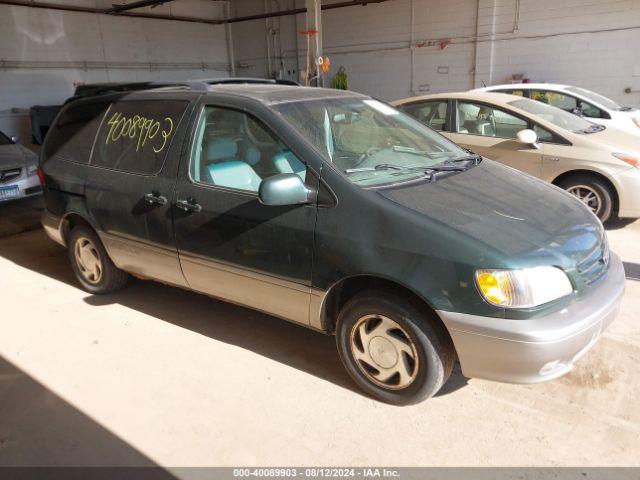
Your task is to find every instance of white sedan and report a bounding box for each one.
[392,91,640,223]
[473,83,640,137]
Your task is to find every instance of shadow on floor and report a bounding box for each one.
[623,262,640,281]
[0,195,44,238]
[605,217,638,231]
[0,355,176,473]
[0,229,468,400]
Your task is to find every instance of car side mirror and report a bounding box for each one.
[516,129,540,149]
[10,136,19,144]
[259,173,312,206]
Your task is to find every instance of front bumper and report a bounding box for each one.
[0,171,41,202]
[437,252,625,384]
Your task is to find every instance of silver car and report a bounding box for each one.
[0,130,41,202]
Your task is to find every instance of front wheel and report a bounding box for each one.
[336,291,455,405]
[558,175,615,223]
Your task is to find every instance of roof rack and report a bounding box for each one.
[186,77,300,91]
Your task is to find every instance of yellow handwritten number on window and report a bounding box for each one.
[105,112,174,154]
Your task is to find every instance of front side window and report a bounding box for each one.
[190,106,306,193]
[530,90,578,113]
[565,86,622,111]
[509,98,596,133]
[456,101,527,139]
[92,100,188,174]
[274,97,470,187]
[397,100,448,131]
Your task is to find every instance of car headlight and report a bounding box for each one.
[612,152,640,168]
[27,164,38,176]
[475,266,573,308]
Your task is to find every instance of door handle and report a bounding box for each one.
[175,198,202,213]
[144,192,168,206]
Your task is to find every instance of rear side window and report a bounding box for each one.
[398,100,448,131]
[91,100,188,175]
[43,101,109,164]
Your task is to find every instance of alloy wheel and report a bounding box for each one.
[567,185,602,216]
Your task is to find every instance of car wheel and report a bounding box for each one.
[68,225,128,294]
[559,174,614,223]
[335,291,455,405]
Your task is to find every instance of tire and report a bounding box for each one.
[558,174,615,223]
[68,225,128,294]
[335,291,455,405]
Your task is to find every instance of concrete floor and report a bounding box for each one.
[0,220,639,468]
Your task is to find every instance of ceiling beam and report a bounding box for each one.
[106,0,175,14]
[0,0,393,24]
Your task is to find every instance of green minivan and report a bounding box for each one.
[41,80,624,405]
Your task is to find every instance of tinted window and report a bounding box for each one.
[190,106,306,192]
[0,130,12,145]
[92,100,188,175]
[398,100,448,131]
[43,101,109,164]
[456,101,527,138]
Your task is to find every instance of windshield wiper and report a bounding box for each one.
[446,153,482,165]
[345,164,407,173]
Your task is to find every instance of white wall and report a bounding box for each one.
[232,0,640,105]
[0,0,231,141]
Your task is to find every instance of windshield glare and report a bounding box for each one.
[565,86,623,111]
[274,97,469,186]
[509,98,594,133]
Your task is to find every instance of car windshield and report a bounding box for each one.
[509,98,598,133]
[274,97,471,187]
[564,86,627,111]
[0,130,13,145]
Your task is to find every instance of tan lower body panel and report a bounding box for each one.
[179,254,312,326]
[100,233,189,288]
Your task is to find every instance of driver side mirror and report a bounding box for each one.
[258,173,313,206]
[516,129,540,149]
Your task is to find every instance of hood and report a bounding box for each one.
[0,144,38,169]
[586,125,640,154]
[378,160,603,268]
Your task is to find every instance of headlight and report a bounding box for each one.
[612,152,640,168]
[27,164,38,176]
[475,266,573,308]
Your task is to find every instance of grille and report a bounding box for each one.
[0,167,22,184]
[576,236,610,285]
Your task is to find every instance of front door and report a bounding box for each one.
[172,104,318,325]
[447,100,543,177]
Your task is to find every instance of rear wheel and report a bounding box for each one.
[68,225,128,294]
[335,291,455,405]
[558,174,615,223]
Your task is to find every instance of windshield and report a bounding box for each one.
[509,98,598,133]
[565,86,626,111]
[274,97,471,186]
[0,130,13,145]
